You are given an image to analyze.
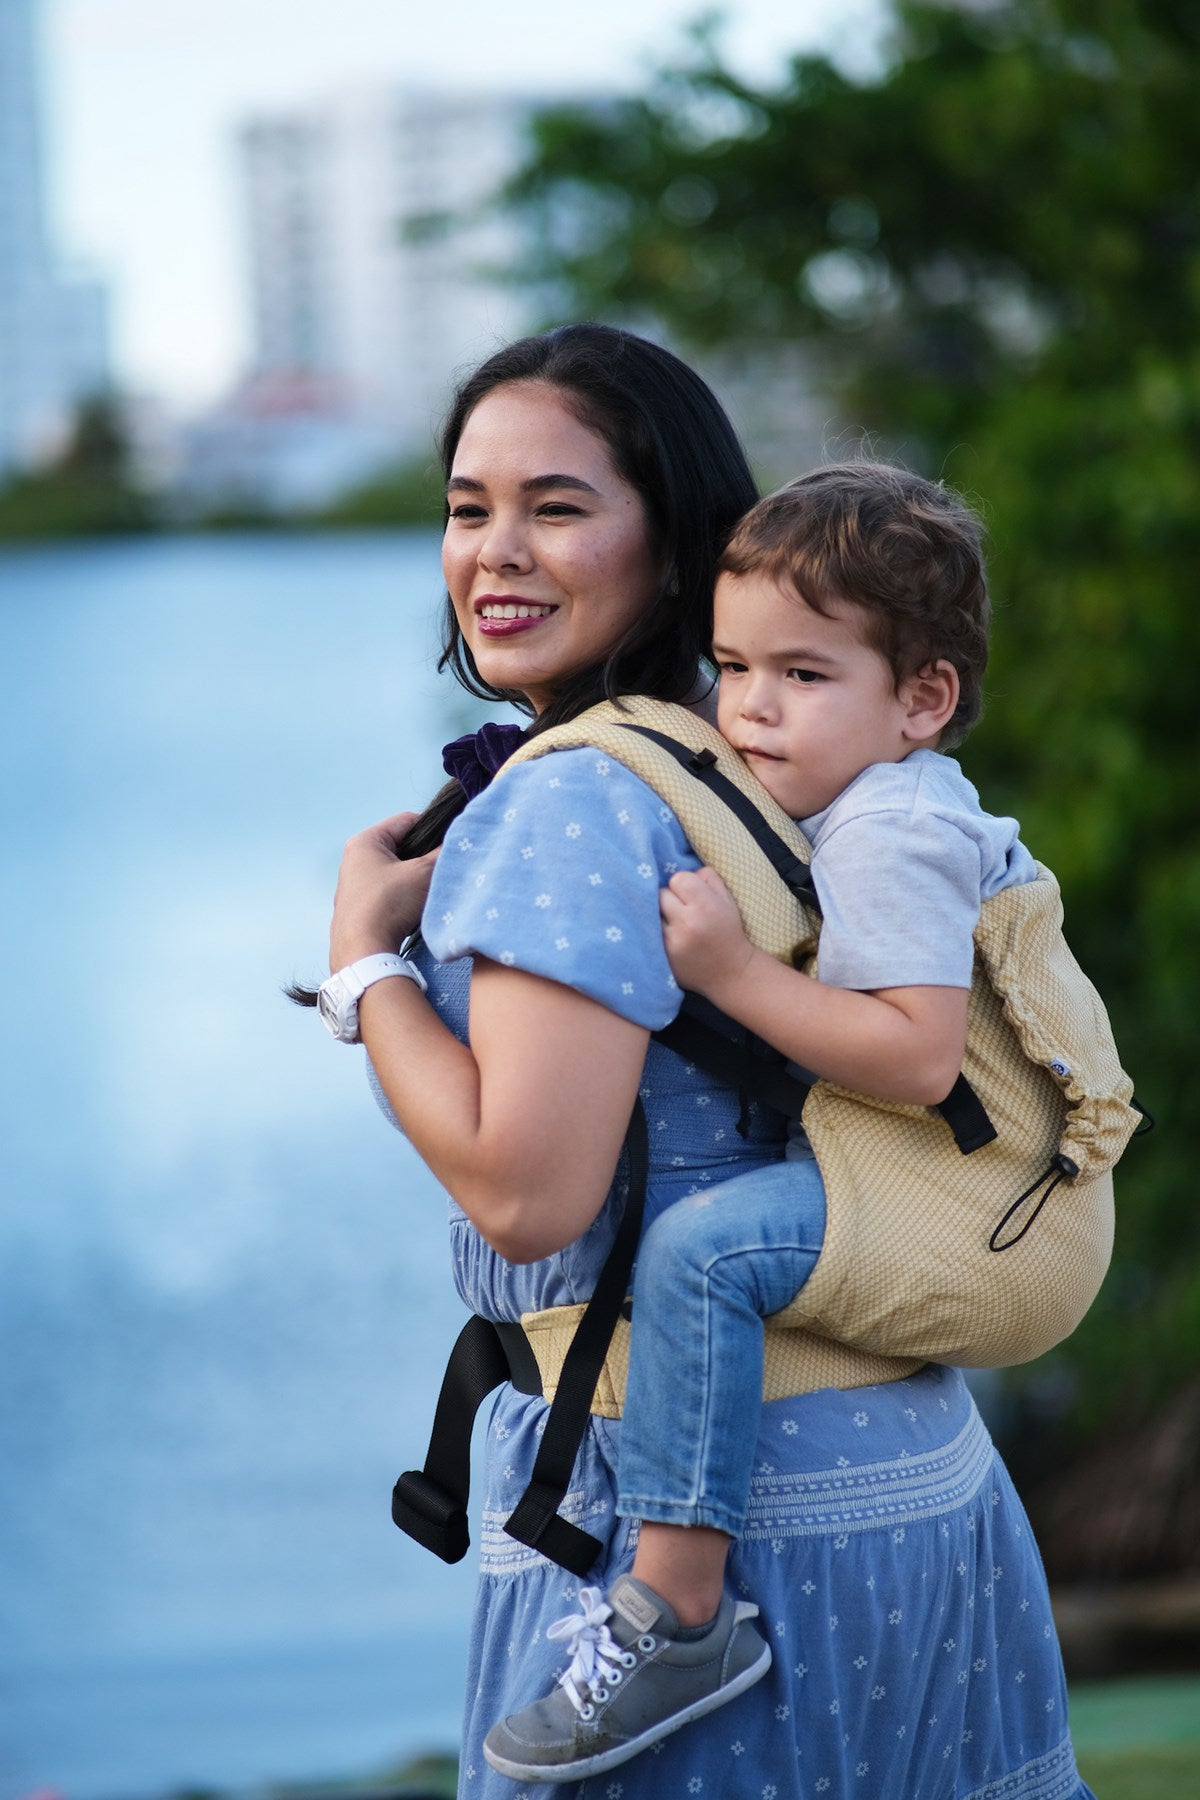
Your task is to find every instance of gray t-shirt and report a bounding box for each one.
[800,749,1036,990]
[786,749,1036,1156]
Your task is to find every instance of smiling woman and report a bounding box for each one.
[442,381,662,714]
[306,322,1098,1800]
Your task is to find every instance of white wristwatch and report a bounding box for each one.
[317,952,427,1043]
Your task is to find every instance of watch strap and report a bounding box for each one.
[342,952,426,1002]
[319,952,428,1043]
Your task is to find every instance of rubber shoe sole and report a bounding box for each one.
[482,1637,772,1782]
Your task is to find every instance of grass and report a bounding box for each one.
[1075,1741,1200,1798]
[1070,1673,1200,1797]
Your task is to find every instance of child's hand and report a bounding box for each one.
[659,866,755,998]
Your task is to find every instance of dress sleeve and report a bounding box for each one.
[421,747,701,1030]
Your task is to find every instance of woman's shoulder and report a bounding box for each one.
[422,747,701,1027]
[456,744,694,856]
[496,742,684,813]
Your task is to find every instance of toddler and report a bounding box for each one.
[484,463,1037,1784]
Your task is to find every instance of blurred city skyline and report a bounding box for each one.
[44,0,882,410]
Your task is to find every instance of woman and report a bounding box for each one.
[322,325,1094,1798]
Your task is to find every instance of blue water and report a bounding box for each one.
[0,534,506,1798]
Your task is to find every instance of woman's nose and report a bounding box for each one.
[478,512,534,574]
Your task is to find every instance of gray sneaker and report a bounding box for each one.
[482,1574,772,1783]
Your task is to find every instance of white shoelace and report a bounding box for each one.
[547,1586,635,1716]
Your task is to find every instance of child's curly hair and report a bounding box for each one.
[719,462,991,748]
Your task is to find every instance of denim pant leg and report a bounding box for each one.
[617,1158,827,1538]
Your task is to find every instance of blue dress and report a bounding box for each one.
[412,748,1094,1800]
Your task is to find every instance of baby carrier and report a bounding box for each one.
[394,696,1142,1577]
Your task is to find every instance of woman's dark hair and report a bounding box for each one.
[289,323,756,1002]
[401,322,757,858]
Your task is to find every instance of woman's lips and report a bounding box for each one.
[475,597,559,637]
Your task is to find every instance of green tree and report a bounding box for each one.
[497,1,1200,1445]
[0,394,156,539]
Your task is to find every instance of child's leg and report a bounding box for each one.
[619,1158,826,1619]
[482,1163,821,1781]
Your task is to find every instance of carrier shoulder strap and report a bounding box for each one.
[614,723,820,910]
[393,1103,649,1579]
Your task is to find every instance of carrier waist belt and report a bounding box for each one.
[392,1299,923,1579]
[519,1302,924,1417]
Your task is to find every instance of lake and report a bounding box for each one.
[0,533,502,1798]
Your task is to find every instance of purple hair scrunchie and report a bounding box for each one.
[441,721,527,799]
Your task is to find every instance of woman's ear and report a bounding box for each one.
[901,659,960,745]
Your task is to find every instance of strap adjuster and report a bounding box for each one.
[392,1469,470,1564]
[504,1480,603,1578]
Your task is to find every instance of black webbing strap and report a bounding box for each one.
[393,1101,649,1578]
[653,1011,812,1122]
[934,1072,999,1156]
[503,1100,649,1576]
[391,1313,515,1563]
[614,724,821,912]
[1130,1094,1156,1138]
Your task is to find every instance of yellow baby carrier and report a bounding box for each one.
[394,697,1143,1579]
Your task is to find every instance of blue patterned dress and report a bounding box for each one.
[410,748,1094,1800]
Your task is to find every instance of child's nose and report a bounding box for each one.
[741,674,777,721]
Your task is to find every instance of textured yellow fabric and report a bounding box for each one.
[520,1303,925,1418]
[502,696,821,966]
[505,698,1139,1408]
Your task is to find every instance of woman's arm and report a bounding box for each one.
[360,962,648,1262]
[660,866,968,1107]
[331,809,650,1263]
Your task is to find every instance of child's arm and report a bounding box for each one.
[660,866,968,1108]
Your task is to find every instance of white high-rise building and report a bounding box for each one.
[235,86,532,456]
[0,0,109,474]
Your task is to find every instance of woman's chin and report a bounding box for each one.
[471,640,568,706]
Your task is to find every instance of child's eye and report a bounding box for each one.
[788,667,825,684]
[716,659,747,675]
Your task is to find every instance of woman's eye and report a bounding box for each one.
[447,504,486,521]
[537,502,584,518]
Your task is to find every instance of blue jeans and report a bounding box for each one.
[617,1158,827,1538]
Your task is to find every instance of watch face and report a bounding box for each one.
[317,986,340,1033]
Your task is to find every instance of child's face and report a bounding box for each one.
[713,571,921,819]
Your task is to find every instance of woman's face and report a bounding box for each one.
[442,381,661,713]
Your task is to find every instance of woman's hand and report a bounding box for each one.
[329,811,440,972]
[659,866,755,1001]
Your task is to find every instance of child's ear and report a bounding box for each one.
[901,660,959,744]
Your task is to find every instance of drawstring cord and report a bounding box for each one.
[989,1152,1079,1252]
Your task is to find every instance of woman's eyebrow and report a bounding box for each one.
[445,473,601,496]
[521,473,600,495]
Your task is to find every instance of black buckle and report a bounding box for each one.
[392,1469,470,1564]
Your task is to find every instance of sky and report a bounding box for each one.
[42,0,882,411]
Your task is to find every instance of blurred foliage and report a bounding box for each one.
[0,395,157,539]
[497,0,1200,1438]
[310,453,444,528]
[178,456,442,532]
